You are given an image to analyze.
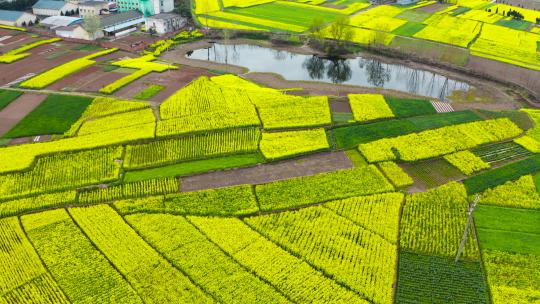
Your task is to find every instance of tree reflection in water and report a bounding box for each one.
[359,58,391,87]
[302,56,325,80]
[326,58,352,84]
[303,56,353,84]
[187,44,472,99]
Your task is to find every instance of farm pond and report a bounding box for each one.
[186,43,471,99]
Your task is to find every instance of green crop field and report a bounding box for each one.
[2,94,93,138]
[0,73,536,303]
[0,90,22,111]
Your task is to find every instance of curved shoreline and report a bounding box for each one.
[162,38,530,110]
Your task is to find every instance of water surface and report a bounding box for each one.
[186,43,471,99]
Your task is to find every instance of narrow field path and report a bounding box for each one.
[0,93,47,137]
[180,151,353,192]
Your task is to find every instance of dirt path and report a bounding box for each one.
[180,151,353,192]
[0,93,47,136]
[113,66,211,103]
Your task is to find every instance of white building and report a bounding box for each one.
[145,13,184,35]
[78,1,110,18]
[0,9,38,27]
[55,24,104,40]
[100,10,145,37]
[32,0,79,17]
[41,15,82,29]
[159,0,173,13]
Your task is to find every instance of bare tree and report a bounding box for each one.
[309,16,325,42]
[82,15,101,40]
[329,16,353,45]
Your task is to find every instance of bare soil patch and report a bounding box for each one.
[0,43,87,86]
[502,0,540,10]
[46,65,127,92]
[93,50,132,63]
[467,55,540,100]
[416,3,449,13]
[180,151,353,192]
[104,34,166,52]
[0,93,47,136]
[0,34,36,52]
[113,66,211,102]
[7,134,52,146]
[330,99,352,112]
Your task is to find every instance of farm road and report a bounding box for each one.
[0,93,47,136]
[180,151,353,192]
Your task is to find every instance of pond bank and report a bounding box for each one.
[162,39,529,110]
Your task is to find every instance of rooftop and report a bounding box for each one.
[0,9,26,22]
[100,10,143,28]
[54,24,80,32]
[79,1,108,7]
[32,0,68,10]
[41,15,82,27]
[147,13,183,21]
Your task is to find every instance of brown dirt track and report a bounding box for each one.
[467,55,540,98]
[416,3,450,13]
[0,93,46,136]
[0,34,37,52]
[112,66,211,102]
[179,151,353,192]
[46,65,126,92]
[0,42,89,86]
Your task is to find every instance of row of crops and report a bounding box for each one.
[0,70,539,303]
[0,75,537,207]
[1,168,537,303]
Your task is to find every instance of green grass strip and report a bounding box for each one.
[226,2,342,28]
[333,111,481,149]
[0,90,22,111]
[385,96,436,118]
[495,19,531,31]
[464,154,540,194]
[392,22,426,37]
[134,84,165,100]
[3,94,93,139]
[201,14,283,32]
[123,153,263,183]
[451,6,471,16]
[475,205,540,234]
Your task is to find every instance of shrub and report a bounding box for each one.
[349,94,394,122]
[259,129,329,160]
[378,161,413,187]
[444,150,490,175]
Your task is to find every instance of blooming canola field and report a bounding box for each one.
[194,0,540,71]
[0,10,539,304]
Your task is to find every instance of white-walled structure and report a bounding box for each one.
[100,10,145,37]
[79,1,110,18]
[55,24,104,40]
[145,13,184,35]
[32,0,78,17]
[0,10,38,26]
[41,16,82,28]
